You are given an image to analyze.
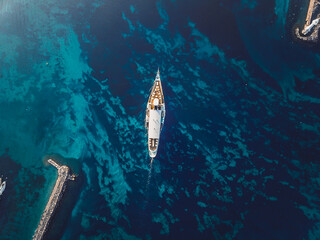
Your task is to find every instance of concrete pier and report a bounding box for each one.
[33,159,75,240]
[305,0,316,26]
[296,0,320,42]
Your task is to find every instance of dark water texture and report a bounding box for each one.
[0,0,320,239]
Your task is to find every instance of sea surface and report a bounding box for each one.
[0,0,320,239]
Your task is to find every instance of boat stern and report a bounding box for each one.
[149,150,157,158]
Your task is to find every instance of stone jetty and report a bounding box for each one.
[296,0,320,42]
[33,159,76,240]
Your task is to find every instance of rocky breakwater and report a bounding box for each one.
[33,159,76,240]
[296,0,320,42]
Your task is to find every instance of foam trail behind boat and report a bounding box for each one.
[146,158,154,189]
[143,158,154,209]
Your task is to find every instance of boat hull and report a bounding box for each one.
[0,181,6,195]
[146,70,165,158]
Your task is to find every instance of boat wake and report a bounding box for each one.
[146,158,154,191]
[143,158,154,209]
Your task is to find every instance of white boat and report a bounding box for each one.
[0,178,6,196]
[145,69,166,158]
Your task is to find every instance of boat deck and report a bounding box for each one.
[148,80,164,109]
[149,138,158,151]
[146,70,166,158]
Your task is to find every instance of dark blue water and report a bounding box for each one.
[0,0,320,239]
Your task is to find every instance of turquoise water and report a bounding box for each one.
[1,0,320,239]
